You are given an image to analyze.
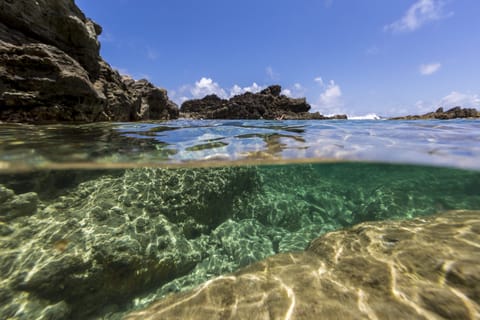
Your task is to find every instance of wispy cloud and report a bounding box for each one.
[146,47,158,61]
[413,91,480,113]
[419,62,441,75]
[282,83,306,98]
[441,91,480,107]
[112,66,151,80]
[385,0,452,33]
[99,32,115,43]
[314,77,324,87]
[266,66,280,81]
[324,0,333,8]
[365,45,380,56]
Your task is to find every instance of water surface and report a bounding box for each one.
[1,119,479,170]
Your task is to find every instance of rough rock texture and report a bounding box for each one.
[126,210,480,320]
[180,85,347,120]
[1,163,480,319]
[0,167,259,319]
[390,106,480,120]
[0,0,178,122]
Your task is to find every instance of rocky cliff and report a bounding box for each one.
[0,0,178,122]
[180,85,347,120]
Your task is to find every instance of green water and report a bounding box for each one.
[0,162,479,319]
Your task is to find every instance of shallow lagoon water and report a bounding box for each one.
[1,119,480,170]
[0,119,479,319]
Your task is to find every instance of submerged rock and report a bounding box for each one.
[180,85,347,120]
[0,185,38,221]
[126,210,480,320]
[0,166,259,319]
[0,0,178,122]
[390,106,480,120]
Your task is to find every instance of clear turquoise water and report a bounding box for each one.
[0,120,479,319]
[1,119,479,170]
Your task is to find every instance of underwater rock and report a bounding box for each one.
[0,166,259,319]
[0,0,177,122]
[0,169,125,200]
[0,185,38,221]
[126,210,480,320]
[390,106,480,120]
[180,85,347,120]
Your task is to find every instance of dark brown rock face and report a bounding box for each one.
[180,85,347,120]
[0,0,178,122]
[390,106,480,120]
[126,210,480,320]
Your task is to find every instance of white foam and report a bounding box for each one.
[348,113,382,120]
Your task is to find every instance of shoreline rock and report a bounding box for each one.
[390,106,480,120]
[180,85,347,120]
[0,0,178,123]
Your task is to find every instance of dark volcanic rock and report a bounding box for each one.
[180,85,347,120]
[126,210,480,320]
[0,0,178,122]
[390,106,480,120]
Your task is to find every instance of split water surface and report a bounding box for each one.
[0,120,479,319]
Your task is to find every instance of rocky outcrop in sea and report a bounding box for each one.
[0,0,178,122]
[180,85,348,120]
[390,106,480,120]
[126,210,480,320]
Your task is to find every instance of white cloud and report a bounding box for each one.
[312,80,344,113]
[230,85,244,96]
[320,80,342,105]
[419,62,441,75]
[191,77,228,99]
[441,91,480,107]
[385,0,452,33]
[314,77,324,87]
[170,78,266,105]
[230,83,263,96]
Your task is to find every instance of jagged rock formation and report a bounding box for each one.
[180,85,347,120]
[126,210,480,320]
[390,106,480,120]
[0,0,178,122]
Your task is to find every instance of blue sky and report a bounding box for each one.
[76,0,479,116]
